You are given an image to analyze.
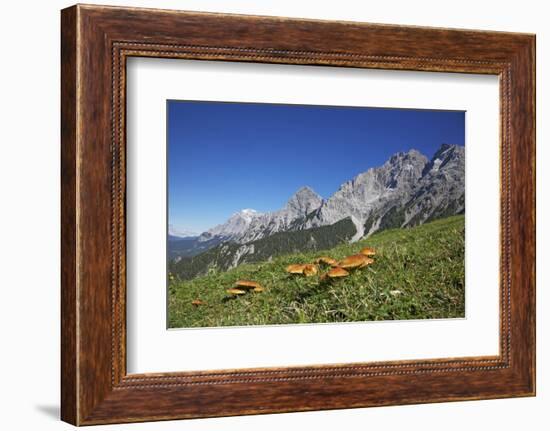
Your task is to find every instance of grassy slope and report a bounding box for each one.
[168,215,465,328]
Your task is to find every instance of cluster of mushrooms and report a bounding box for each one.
[226,280,265,296]
[191,280,265,306]
[190,247,376,306]
[285,247,376,281]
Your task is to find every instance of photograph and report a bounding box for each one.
[167,101,466,328]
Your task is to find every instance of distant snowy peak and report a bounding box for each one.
[168,224,198,238]
[198,187,324,244]
[242,186,323,243]
[201,208,262,240]
[238,208,261,223]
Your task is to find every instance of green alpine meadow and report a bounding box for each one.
[168,215,465,328]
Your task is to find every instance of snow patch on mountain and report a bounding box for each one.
[198,209,262,242]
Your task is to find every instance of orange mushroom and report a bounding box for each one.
[302,264,319,277]
[326,267,349,278]
[314,256,338,266]
[286,264,307,274]
[191,299,205,307]
[253,286,265,293]
[226,288,246,296]
[359,247,376,257]
[338,254,374,269]
[234,280,262,290]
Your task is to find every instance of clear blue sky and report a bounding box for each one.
[168,100,464,234]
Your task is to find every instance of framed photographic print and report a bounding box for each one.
[61,4,535,425]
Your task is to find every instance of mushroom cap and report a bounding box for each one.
[327,267,349,278]
[226,288,246,295]
[362,257,375,266]
[286,264,307,274]
[303,264,318,277]
[314,256,338,266]
[253,286,265,293]
[191,299,205,306]
[338,254,374,269]
[234,280,262,290]
[359,247,376,256]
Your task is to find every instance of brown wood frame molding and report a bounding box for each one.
[61,4,535,426]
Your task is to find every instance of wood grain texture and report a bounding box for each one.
[60,4,536,425]
[60,5,78,425]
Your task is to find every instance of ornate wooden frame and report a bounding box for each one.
[61,4,536,425]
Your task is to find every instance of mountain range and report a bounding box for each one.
[169,144,465,278]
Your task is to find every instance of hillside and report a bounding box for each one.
[168,215,465,328]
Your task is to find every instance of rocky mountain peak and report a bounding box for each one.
[422,144,464,176]
[434,143,462,161]
[434,142,455,155]
[201,208,261,240]
[285,186,323,215]
[382,149,428,190]
[235,208,260,222]
[388,148,425,164]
